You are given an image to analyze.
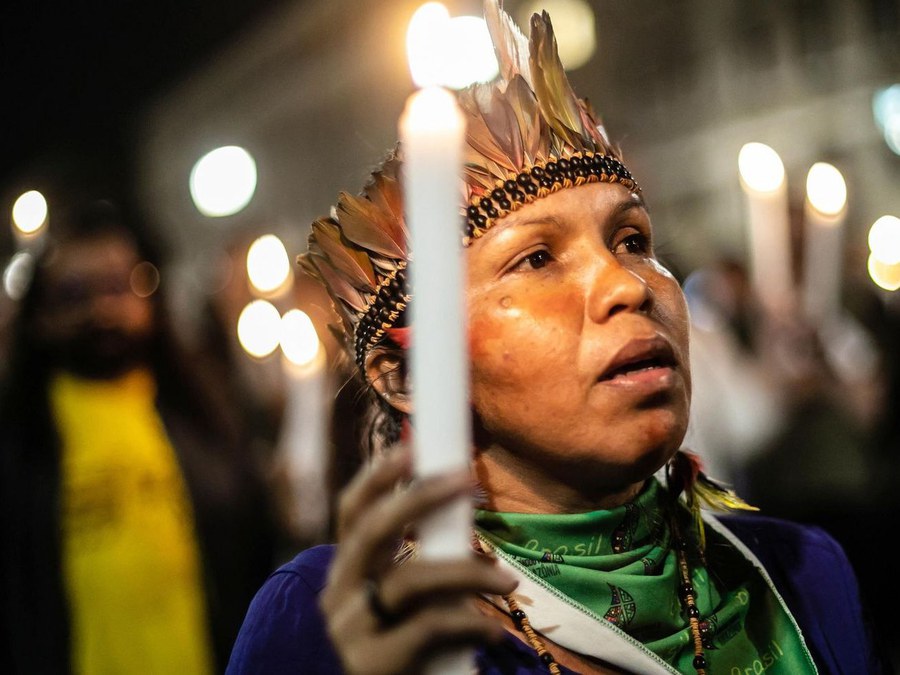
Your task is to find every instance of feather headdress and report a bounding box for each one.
[300,0,640,373]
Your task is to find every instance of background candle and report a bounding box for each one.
[276,309,330,542]
[802,162,847,324]
[738,142,793,313]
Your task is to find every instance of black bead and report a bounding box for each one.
[550,172,563,184]
[475,214,487,227]
[545,161,558,174]
[698,620,710,634]
[479,197,493,209]
[687,606,701,619]
[525,182,539,195]
[511,609,526,626]
[498,198,511,210]
[531,166,545,178]
[491,188,505,201]
[517,172,532,186]
[467,205,480,219]
[540,652,555,665]
[576,167,587,178]
[504,179,517,191]
[511,189,525,202]
[674,538,688,551]
[692,654,708,670]
[679,583,695,598]
[564,169,575,181]
[591,154,603,166]
[557,158,570,171]
[570,156,583,168]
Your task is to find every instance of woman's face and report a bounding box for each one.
[466,182,691,509]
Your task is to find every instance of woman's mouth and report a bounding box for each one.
[597,337,679,390]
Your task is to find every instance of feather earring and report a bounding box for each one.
[665,450,758,552]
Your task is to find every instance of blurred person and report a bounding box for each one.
[0,199,276,674]
[683,259,787,491]
[227,3,884,673]
[686,255,893,655]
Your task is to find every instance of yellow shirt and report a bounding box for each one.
[52,369,214,675]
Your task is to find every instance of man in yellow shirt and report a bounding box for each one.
[0,200,276,674]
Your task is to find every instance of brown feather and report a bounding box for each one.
[505,75,545,163]
[337,192,406,259]
[483,89,524,169]
[307,252,370,312]
[483,0,532,85]
[529,12,585,149]
[311,218,377,290]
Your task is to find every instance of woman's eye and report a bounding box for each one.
[516,249,552,270]
[617,233,650,255]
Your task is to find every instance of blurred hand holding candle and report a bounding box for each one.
[738,142,793,313]
[802,162,847,323]
[400,3,471,673]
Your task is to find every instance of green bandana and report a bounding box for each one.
[475,479,816,673]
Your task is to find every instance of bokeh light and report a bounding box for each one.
[867,253,900,291]
[2,251,34,300]
[805,162,847,217]
[520,0,596,70]
[868,215,900,265]
[873,84,900,156]
[11,190,48,234]
[237,299,281,358]
[738,143,785,193]
[280,309,321,367]
[407,2,452,88]
[189,145,257,217]
[130,261,160,298]
[443,16,499,89]
[247,234,291,295]
[406,4,498,89]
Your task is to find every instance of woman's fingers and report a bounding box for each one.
[378,557,518,618]
[329,468,473,586]
[336,445,412,540]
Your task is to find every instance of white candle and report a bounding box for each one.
[802,163,847,323]
[399,85,472,675]
[399,86,470,554]
[738,143,793,313]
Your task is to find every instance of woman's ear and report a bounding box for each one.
[365,348,412,415]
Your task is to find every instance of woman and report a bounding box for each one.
[227,3,881,673]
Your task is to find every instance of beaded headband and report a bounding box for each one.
[299,0,640,374]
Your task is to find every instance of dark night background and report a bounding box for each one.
[1,0,288,194]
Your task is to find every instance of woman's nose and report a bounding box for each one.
[585,258,652,323]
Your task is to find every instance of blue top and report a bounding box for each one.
[227,513,884,674]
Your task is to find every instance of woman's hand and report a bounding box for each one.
[320,445,517,674]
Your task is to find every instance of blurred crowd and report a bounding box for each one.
[683,254,900,662]
[1,193,898,672]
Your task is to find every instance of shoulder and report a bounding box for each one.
[715,511,847,567]
[226,545,342,675]
[714,512,885,674]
